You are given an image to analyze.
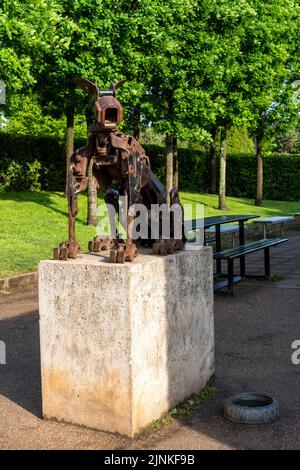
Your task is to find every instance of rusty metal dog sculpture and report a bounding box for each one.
[53,78,184,263]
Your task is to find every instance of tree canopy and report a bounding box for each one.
[0,0,299,205]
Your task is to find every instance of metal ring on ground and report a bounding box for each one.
[223,393,280,424]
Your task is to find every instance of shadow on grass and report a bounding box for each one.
[0,191,91,227]
[0,190,59,204]
[181,192,298,217]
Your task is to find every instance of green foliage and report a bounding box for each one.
[147,386,218,431]
[269,274,284,282]
[1,0,299,151]
[241,1,300,141]
[226,153,300,201]
[227,128,254,154]
[0,0,299,208]
[0,133,88,191]
[0,159,42,192]
[0,0,65,94]
[2,92,88,140]
[3,93,66,138]
[275,122,300,154]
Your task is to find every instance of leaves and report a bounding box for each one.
[0,0,299,146]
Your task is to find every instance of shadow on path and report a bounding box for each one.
[0,294,42,418]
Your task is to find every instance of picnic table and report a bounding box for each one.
[185,214,259,276]
[205,224,239,247]
[254,216,295,238]
[185,214,288,293]
[205,215,260,282]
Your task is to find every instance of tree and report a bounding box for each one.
[201,1,259,210]
[172,0,258,208]
[0,1,35,94]
[0,0,65,128]
[209,126,218,194]
[0,0,80,197]
[123,0,204,203]
[191,0,300,208]
[240,0,300,206]
[34,0,175,220]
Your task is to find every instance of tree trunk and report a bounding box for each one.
[218,125,228,211]
[255,136,264,206]
[166,135,174,206]
[209,127,218,194]
[173,136,179,189]
[65,107,74,195]
[87,157,98,226]
[166,91,175,206]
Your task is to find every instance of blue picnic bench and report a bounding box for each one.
[185,215,288,294]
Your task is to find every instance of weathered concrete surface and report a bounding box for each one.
[38,248,214,437]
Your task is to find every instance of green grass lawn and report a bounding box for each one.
[0,191,299,278]
[180,192,300,218]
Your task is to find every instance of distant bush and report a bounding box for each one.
[0,159,42,192]
[0,133,300,200]
[0,133,85,191]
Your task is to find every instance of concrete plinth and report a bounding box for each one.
[39,247,214,437]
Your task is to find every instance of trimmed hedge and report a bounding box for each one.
[0,134,86,191]
[0,133,300,200]
[145,145,300,200]
[225,153,300,201]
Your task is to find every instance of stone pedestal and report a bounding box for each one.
[39,247,214,437]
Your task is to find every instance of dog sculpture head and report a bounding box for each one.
[74,77,125,129]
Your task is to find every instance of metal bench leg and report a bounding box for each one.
[228,259,234,294]
[264,247,270,279]
[239,221,246,277]
[216,225,222,276]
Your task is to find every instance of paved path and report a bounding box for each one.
[0,235,299,449]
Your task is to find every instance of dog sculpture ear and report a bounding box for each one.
[73,77,99,100]
[111,80,126,95]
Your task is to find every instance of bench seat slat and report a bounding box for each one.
[214,238,288,260]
